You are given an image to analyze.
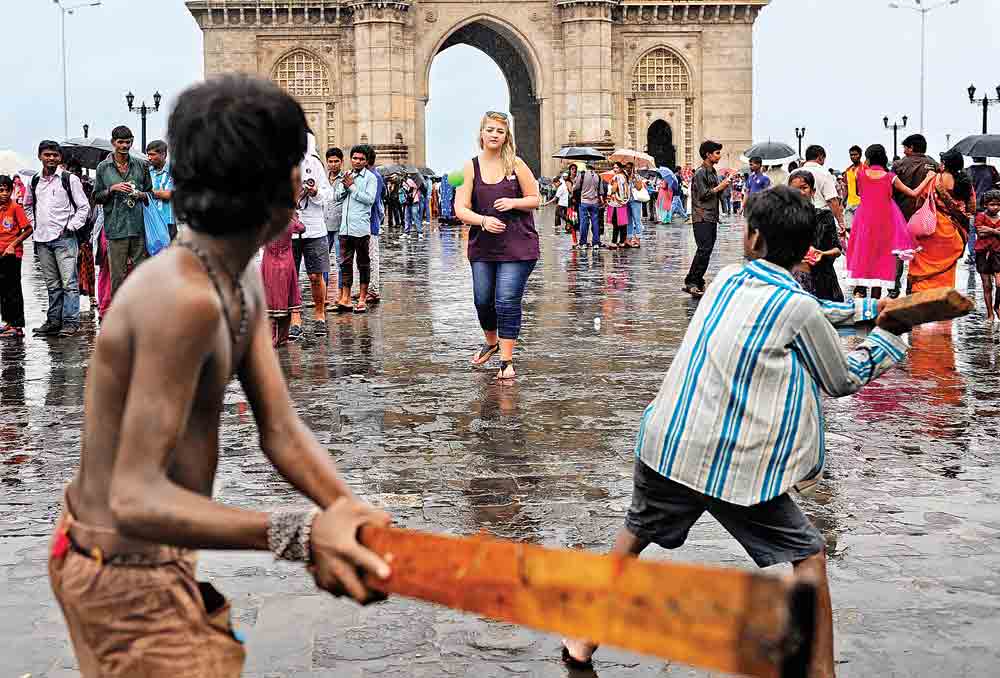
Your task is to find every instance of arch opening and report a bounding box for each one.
[426,19,541,176]
[647,120,676,170]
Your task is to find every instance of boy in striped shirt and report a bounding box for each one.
[563,186,910,677]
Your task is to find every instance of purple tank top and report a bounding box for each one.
[468,157,540,262]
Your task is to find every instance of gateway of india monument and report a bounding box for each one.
[187,0,770,177]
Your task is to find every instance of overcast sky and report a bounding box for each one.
[2,0,997,175]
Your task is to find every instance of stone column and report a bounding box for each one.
[350,0,414,163]
[557,0,616,153]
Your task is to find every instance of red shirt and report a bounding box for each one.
[0,201,29,258]
[974,212,1000,253]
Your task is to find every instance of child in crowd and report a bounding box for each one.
[262,166,305,346]
[561,186,911,678]
[789,170,844,301]
[973,189,1000,322]
[0,175,32,339]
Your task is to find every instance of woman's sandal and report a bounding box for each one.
[471,342,499,365]
[493,360,516,382]
[353,302,368,314]
[561,642,594,670]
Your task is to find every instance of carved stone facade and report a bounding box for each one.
[187,0,769,176]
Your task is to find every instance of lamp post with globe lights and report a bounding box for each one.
[794,127,806,159]
[126,91,162,151]
[884,115,908,161]
[968,84,1000,135]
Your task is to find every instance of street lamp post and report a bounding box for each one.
[794,127,806,158]
[888,0,961,133]
[967,84,1000,135]
[884,115,909,161]
[55,0,102,139]
[126,91,162,151]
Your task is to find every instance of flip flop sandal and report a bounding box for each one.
[353,303,368,314]
[366,294,381,305]
[472,342,499,365]
[561,644,594,670]
[492,360,516,383]
[333,304,353,314]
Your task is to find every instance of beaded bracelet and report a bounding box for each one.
[267,507,320,563]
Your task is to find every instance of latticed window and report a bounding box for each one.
[271,50,330,97]
[632,48,690,94]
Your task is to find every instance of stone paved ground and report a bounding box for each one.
[2,210,999,677]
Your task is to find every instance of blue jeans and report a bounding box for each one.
[627,200,643,237]
[409,204,423,234]
[578,202,600,245]
[968,216,978,259]
[421,195,429,223]
[35,235,80,326]
[471,259,537,340]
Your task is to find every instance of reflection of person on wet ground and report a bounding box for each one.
[49,76,392,678]
[563,187,912,678]
[456,111,541,382]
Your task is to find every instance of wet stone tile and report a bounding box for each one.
[2,215,1000,675]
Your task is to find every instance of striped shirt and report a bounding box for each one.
[635,259,908,506]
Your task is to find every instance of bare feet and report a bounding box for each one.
[561,638,598,667]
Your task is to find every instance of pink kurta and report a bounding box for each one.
[262,219,304,317]
[846,169,915,287]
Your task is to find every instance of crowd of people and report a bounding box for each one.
[0,126,461,346]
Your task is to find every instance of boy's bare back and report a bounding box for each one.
[68,246,259,531]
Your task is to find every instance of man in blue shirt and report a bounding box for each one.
[146,140,175,240]
[333,145,377,313]
[745,156,771,196]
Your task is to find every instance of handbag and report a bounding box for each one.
[907,177,937,239]
[142,200,171,256]
[632,186,651,203]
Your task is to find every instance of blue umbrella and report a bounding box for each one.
[657,167,679,191]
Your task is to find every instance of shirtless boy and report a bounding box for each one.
[49,75,392,677]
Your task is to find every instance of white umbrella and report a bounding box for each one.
[609,148,655,169]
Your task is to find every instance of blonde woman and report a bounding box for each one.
[454,111,541,382]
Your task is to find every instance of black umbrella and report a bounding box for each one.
[741,141,797,164]
[61,138,146,170]
[418,166,437,177]
[552,146,605,161]
[377,164,406,176]
[949,134,1000,158]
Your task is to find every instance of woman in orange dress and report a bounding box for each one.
[908,150,974,292]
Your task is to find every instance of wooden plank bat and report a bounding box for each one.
[878,288,973,327]
[359,526,816,678]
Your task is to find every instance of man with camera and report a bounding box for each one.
[93,126,152,298]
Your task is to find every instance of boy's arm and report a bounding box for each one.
[792,306,907,398]
[67,175,91,232]
[818,298,879,327]
[238,274,356,506]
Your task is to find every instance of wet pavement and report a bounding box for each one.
[2,208,999,677]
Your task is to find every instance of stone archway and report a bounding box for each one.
[426,18,542,177]
[646,119,676,170]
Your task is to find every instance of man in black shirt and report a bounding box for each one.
[684,140,733,297]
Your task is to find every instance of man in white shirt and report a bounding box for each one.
[800,145,847,236]
[23,140,90,336]
[289,132,332,340]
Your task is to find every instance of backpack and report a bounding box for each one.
[30,172,96,241]
[30,172,78,217]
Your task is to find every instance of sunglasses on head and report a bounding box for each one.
[486,111,509,120]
